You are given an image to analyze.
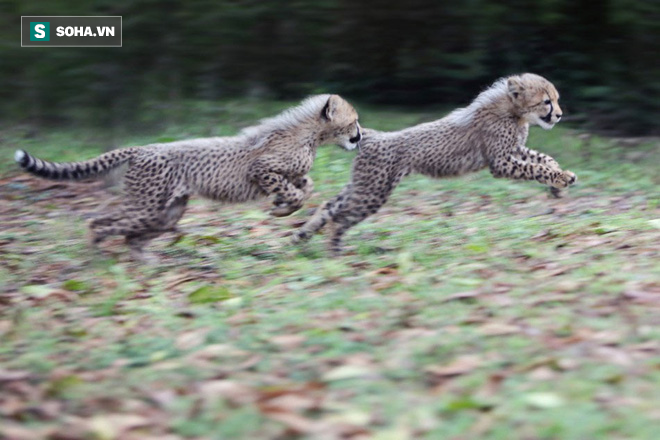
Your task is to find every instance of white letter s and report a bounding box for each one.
[35,24,45,39]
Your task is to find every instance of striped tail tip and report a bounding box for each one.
[14,149,28,165]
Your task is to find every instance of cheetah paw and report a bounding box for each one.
[549,186,565,198]
[563,170,577,186]
[551,170,578,189]
[270,202,301,217]
[291,230,310,244]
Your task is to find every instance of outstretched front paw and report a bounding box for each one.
[549,170,577,197]
[563,170,577,186]
[552,170,578,189]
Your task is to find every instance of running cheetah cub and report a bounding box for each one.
[16,95,362,260]
[294,74,576,254]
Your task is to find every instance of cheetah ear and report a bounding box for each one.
[321,95,340,121]
[507,77,525,100]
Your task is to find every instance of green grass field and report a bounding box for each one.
[1,100,659,439]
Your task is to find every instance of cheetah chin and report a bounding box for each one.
[527,113,556,130]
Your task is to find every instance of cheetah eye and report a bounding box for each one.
[544,99,551,105]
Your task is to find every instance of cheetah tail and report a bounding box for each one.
[14,148,136,181]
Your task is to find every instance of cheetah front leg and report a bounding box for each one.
[514,146,577,197]
[271,175,315,217]
[249,162,308,217]
[490,153,577,189]
[516,146,561,169]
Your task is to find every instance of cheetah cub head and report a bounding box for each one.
[507,73,563,130]
[320,95,362,150]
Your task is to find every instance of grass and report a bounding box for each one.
[0,99,659,439]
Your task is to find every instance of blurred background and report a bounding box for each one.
[1,0,658,136]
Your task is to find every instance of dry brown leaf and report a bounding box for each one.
[270,334,306,350]
[425,354,482,378]
[188,343,249,360]
[0,369,31,382]
[592,346,633,367]
[199,380,258,405]
[175,329,209,350]
[265,410,321,435]
[323,365,379,382]
[478,322,521,336]
[556,357,580,370]
[623,289,660,304]
[259,393,318,413]
[30,288,77,303]
[529,294,576,306]
[370,266,398,276]
[528,366,557,381]
[249,226,272,237]
[629,341,659,353]
[470,413,496,436]
[85,414,151,439]
[591,330,624,345]
[148,389,179,410]
[440,290,481,303]
[0,422,55,440]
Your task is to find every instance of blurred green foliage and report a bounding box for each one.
[1,0,658,135]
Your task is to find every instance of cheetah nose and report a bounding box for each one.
[555,113,562,120]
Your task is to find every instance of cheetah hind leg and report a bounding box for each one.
[126,232,163,264]
[327,220,349,256]
[86,209,127,257]
[89,211,162,263]
[291,200,331,244]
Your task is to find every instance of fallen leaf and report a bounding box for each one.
[188,343,249,360]
[440,290,481,303]
[270,334,306,350]
[425,355,482,378]
[323,365,379,382]
[265,410,320,435]
[0,423,54,440]
[188,285,234,304]
[478,322,520,336]
[259,393,318,413]
[199,380,257,405]
[524,392,564,409]
[86,414,151,440]
[175,329,209,350]
[592,346,633,367]
[528,367,557,381]
[647,219,660,229]
[0,369,31,382]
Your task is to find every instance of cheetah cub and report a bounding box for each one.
[294,73,577,254]
[16,95,361,260]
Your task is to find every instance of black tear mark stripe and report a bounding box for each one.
[542,101,554,123]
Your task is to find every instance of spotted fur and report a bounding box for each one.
[293,74,577,254]
[16,94,361,260]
